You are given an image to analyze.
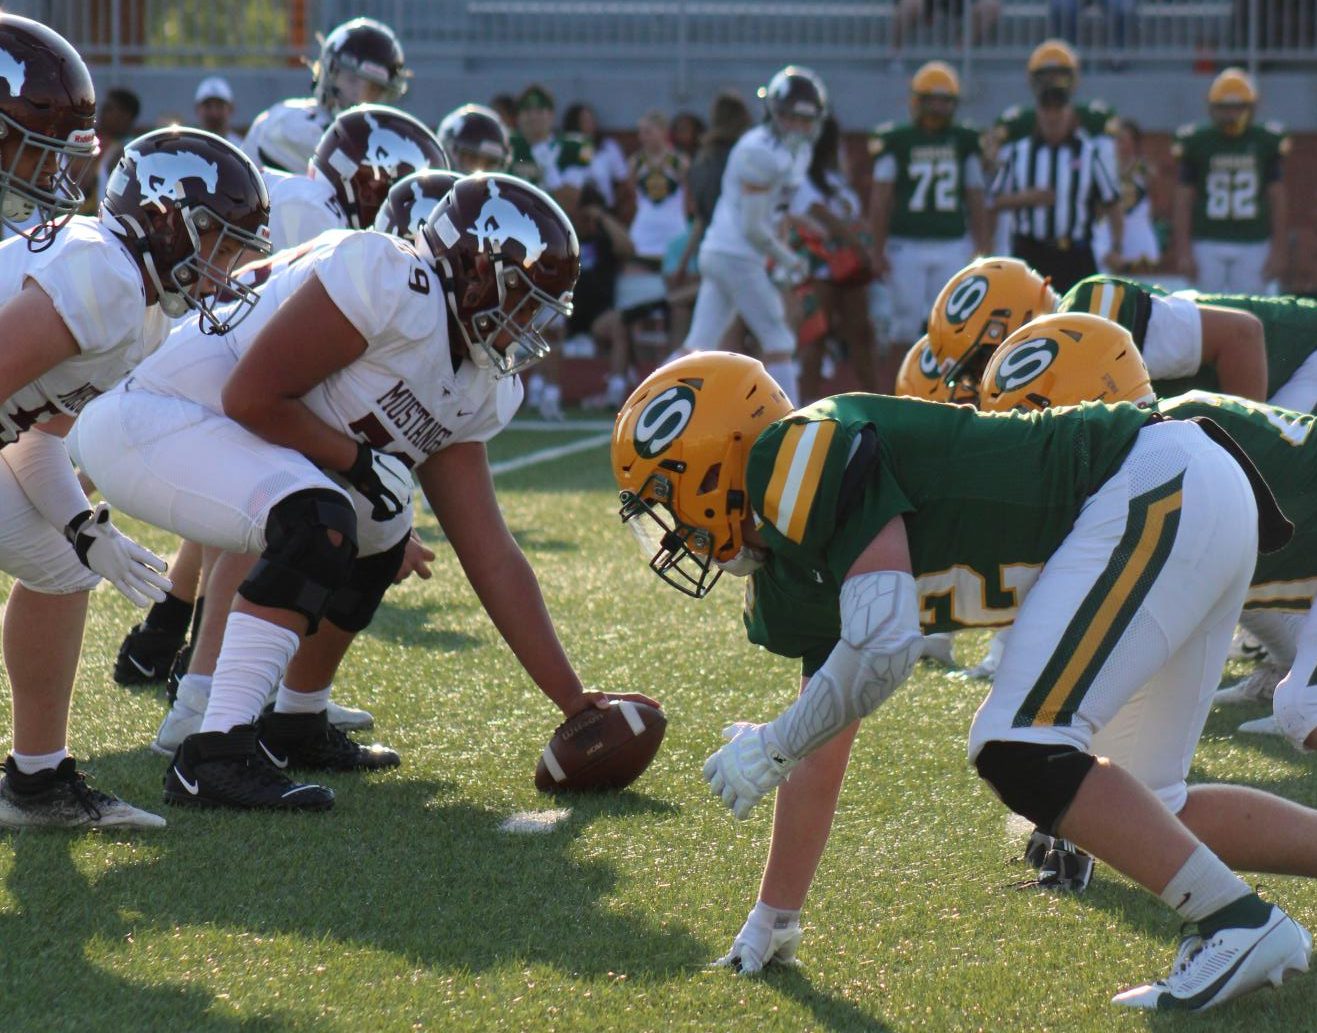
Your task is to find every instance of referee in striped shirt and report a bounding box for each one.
[992,94,1125,292]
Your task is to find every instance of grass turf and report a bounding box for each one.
[1,427,1314,1032]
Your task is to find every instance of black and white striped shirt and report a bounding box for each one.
[993,129,1120,247]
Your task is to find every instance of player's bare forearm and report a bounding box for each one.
[965,188,990,254]
[1200,306,1267,401]
[223,393,359,473]
[759,681,859,911]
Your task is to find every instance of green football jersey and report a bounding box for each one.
[870,121,981,239]
[741,395,1149,672]
[1173,121,1289,242]
[508,131,548,186]
[1060,276,1317,404]
[995,100,1117,144]
[1157,391,1317,606]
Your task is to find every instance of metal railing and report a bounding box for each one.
[9,0,1315,82]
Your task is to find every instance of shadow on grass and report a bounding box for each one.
[761,964,898,1033]
[1,830,315,1033]
[362,597,484,653]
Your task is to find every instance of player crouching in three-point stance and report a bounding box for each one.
[73,174,657,812]
[612,350,1312,1011]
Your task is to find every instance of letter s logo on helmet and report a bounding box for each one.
[993,337,1058,391]
[633,385,696,459]
[943,275,989,324]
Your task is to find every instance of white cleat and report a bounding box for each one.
[1228,627,1268,662]
[150,675,209,757]
[1216,663,1284,706]
[1112,906,1311,1012]
[327,699,374,732]
[1237,715,1282,737]
[919,633,957,668]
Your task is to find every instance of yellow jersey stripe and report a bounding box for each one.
[1032,489,1182,725]
[780,421,836,543]
[761,422,805,529]
[1088,281,1124,321]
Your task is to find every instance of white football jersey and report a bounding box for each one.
[701,124,810,261]
[131,229,522,467]
[241,97,331,175]
[0,217,168,445]
[268,173,346,251]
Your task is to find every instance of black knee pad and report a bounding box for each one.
[973,740,1097,836]
[239,489,359,632]
[324,532,410,633]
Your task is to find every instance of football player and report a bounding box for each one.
[373,169,463,243]
[0,110,271,827]
[981,313,1317,751]
[922,256,1057,405]
[869,62,989,362]
[267,103,447,250]
[437,104,512,175]
[1172,69,1288,294]
[71,175,658,812]
[1059,275,1317,412]
[672,66,828,404]
[613,350,1312,1011]
[241,17,409,175]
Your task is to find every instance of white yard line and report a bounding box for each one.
[489,432,613,476]
[509,418,614,431]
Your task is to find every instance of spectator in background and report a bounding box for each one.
[509,84,592,204]
[679,90,752,277]
[1092,119,1159,274]
[894,0,1001,54]
[563,101,629,209]
[489,92,517,130]
[669,111,705,160]
[88,87,141,207]
[194,76,241,145]
[628,109,689,269]
[1049,0,1134,49]
[790,116,880,400]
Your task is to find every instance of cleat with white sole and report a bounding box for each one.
[1216,663,1284,706]
[1238,715,1282,737]
[0,755,165,829]
[1112,905,1310,1012]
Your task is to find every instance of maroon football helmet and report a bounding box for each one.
[312,17,409,112]
[757,65,828,149]
[0,15,98,250]
[418,173,578,377]
[372,169,462,244]
[311,104,448,230]
[101,128,271,334]
[437,104,511,174]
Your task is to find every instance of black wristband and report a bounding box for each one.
[341,442,372,488]
[64,508,93,545]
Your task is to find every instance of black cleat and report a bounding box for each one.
[0,755,164,828]
[257,707,401,772]
[164,725,334,811]
[164,642,193,705]
[114,622,187,686]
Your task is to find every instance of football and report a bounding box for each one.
[534,700,667,792]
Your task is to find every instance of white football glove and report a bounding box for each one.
[770,254,808,289]
[702,721,798,820]
[712,901,803,975]
[66,502,172,608]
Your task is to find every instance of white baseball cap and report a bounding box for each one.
[194,76,234,105]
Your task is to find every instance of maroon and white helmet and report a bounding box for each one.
[311,104,448,230]
[372,169,462,244]
[757,65,828,149]
[437,104,511,174]
[312,17,409,112]
[0,14,98,250]
[101,128,271,334]
[417,173,578,378]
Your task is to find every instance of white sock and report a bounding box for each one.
[174,673,212,715]
[200,613,300,734]
[274,683,332,715]
[1159,843,1251,923]
[12,747,68,775]
[764,358,798,407]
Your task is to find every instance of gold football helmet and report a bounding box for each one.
[1028,39,1079,108]
[926,257,1057,403]
[894,336,954,402]
[1208,68,1257,136]
[910,61,959,131]
[612,352,793,598]
[979,312,1154,413]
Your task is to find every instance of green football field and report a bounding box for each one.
[1,420,1314,1032]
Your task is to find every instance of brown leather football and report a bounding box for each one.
[534,700,666,792]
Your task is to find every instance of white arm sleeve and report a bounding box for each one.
[963,152,985,191]
[872,154,897,183]
[2,426,91,531]
[740,187,799,269]
[1142,292,1204,380]
[1274,601,1317,750]
[767,570,924,760]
